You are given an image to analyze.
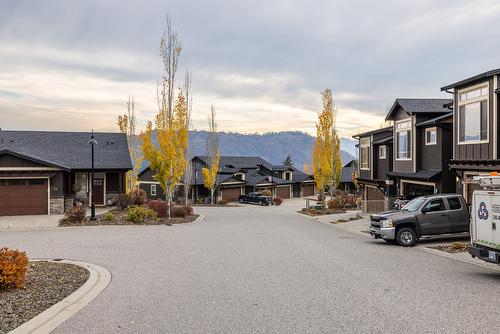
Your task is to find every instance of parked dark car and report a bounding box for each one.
[370,194,469,247]
[239,192,271,206]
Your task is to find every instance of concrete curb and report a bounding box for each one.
[415,246,500,273]
[302,213,500,273]
[10,259,111,334]
[172,214,205,226]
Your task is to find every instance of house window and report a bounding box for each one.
[396,120,411,160]
[379,145,386,159]
[74,172,88,198]
[425,127,437,145]
[151,184,157,196]
[458,84,488,144]
[360,137,370,169]
[235,173,245,180]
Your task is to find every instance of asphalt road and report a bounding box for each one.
[2,203,500,333]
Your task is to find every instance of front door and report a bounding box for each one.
[92,178,105,205]
[417,198,450,235]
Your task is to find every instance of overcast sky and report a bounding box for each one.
[1,0,500,138]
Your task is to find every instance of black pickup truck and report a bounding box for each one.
[239,192,271,206]
[370,194,470,247]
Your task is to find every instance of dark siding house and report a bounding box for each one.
[0,130,132,216]
[385,98,454,199]
[139,156,315,203]
[353,127,394,212]
[339,159,358,193]
[441,68,500,204]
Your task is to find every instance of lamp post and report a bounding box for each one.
[88,130,98,221]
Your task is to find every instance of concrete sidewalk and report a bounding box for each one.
[0,207,111,230]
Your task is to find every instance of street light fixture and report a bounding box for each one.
[88,130,98,221]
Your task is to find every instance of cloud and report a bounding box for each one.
[1,0,500,139]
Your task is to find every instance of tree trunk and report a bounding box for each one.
[210,188,214,205]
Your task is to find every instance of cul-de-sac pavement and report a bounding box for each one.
[2,200,500,334]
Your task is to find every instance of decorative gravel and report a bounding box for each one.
[428,242,469,254]
[0,261,89,334]
[59,210,199,227]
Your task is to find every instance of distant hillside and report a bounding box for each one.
[187,131,356,171]
[136,130,356,172]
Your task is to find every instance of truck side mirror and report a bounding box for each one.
[421,207,430,214]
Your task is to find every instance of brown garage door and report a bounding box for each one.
[0,179,48,216]
[302,184,314,197]
[366,186,385,213]
[220,186,241,202]
[276,186,291,199]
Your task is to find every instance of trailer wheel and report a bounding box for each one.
[396,227,417,247]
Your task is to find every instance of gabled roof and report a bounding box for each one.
[195,156,273,170]
[341,159,358,183]
[385,98,452,121]
[0,130,132,170]
[441,68,500,91]
[352,126,392,139]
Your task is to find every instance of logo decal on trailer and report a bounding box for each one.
[478,202,489,220]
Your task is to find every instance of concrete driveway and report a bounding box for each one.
[0,208,111,230]
[2,203,500,333]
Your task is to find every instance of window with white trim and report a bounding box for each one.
[360,137,370,169]
[396,120,411,160]
[458,84,488,143]
[425,127,437,145]
[151,184,157,196]
[379,145,386,159]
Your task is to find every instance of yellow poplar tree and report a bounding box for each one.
[117,96,142,193]
[331,127,343,193]
[201,105,220,204]
[312,89,334,201]
[142,91,188,217]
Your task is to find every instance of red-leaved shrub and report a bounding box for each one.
[0,248,29,289]
[148,200,168,218]
[272,197,283,206]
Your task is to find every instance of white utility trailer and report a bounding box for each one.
[469,175,500,264]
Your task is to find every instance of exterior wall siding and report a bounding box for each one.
[453,78,494,160]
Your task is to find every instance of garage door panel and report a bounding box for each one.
[302,184,314,197]
[276,186,291,199]
[0,181,48,216]
[221,187,241,202]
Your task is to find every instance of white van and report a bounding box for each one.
[469,175,500,264]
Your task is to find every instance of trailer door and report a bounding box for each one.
[472,191,500,250]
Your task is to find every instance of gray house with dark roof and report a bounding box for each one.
[0,130,132,216]
[385,98,455,199]
[138,155,315,203]
[441,68,500,204]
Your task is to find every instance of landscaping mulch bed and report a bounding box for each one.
[0,261,89,334]
[59,209,199,227]
[428,242,469,254]
[194,204,240,207]
[330,214,364,224]
[299,208,347,216]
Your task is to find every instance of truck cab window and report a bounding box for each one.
[424,199,445,212]
[447,197,462,210]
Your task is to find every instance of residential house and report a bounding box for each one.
[139,156,316,203]
[339,159,358,193]
[353,127,395,212]
[441,68,500,204]
[385,98,454,199]
[0,130,132,216]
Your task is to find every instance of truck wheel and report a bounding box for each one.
[396,227,417,247]
[239,198,244,203]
